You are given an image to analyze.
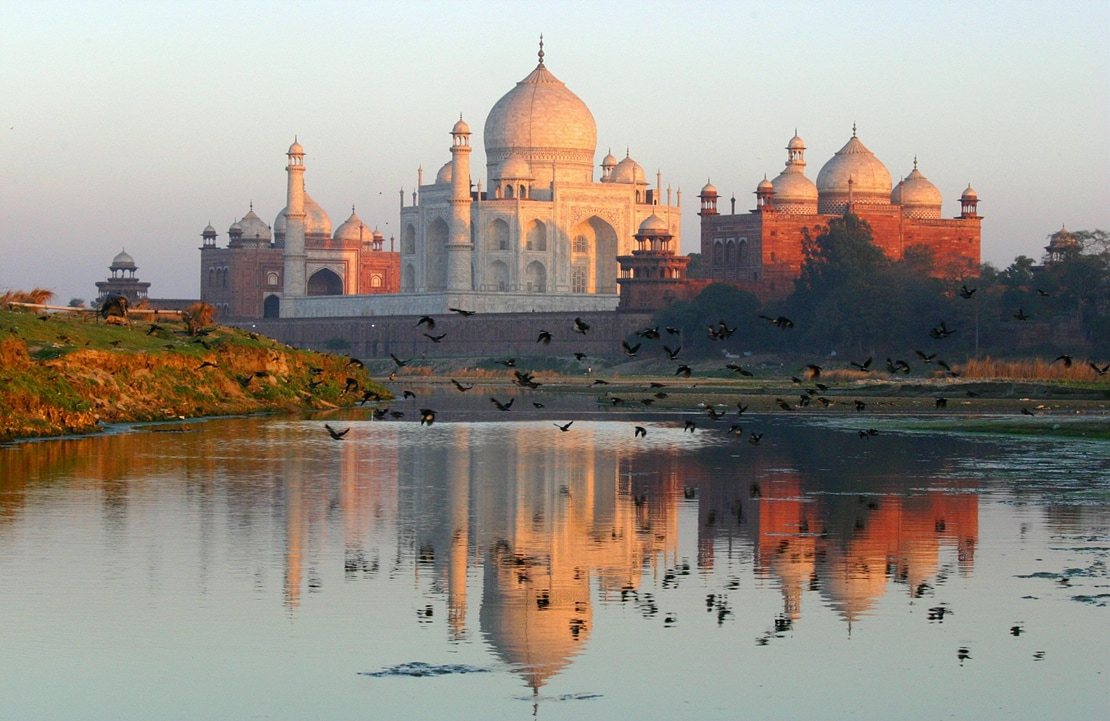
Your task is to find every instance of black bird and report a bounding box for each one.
[237,375,254,388]
[451,379,473,392]
[1020,407,1035,416]
[759,315,794,329]
[854,400,867,412]
[389,411,404,419]
[648,382,666,388]
[637,326,661,340]
[748,432,763,446]
[196,361,217,370]
[937,359,957,375]
[915,350,936,363]
[343,377,360,394]
[514,370,540,388]
[532,402,545,408]
[775,398,793,411]
[736,403,749,416]
[360,389,383,405]
[489,397,514,411]
[935,397,948,409]
[684,420,696,433]
[893,359,912,374]
[1054,354,1073,368]
[965,390,980,397]
[850,356,873,372]
[959,285,976,299]
[423,333,446,343]
[1035,288,1050,297]
[727,425,743,436]
[324,423,350,440]
[640,398,655,406]
[147,323,164,335]
[573,352,587,361]
[1090,362,1109,376]
[663,344,682,360]
[419,408,436,426]
[634,426,647,438]
[449,307,475,316]
[675,364,693,378]
[791,376,803,384]
[347,357,365,369]
[389,353,409,367]
[608,396,625,405]
[622,340,641,357]
[1013,308,1029,321]
[416,315,435,329]
[554,421,574,432]
[716,321,737,338]
[372,407,389,421]
[308,380,323,390]
[725,363,753,376]
[402,390,417,399]
[706,407,726,420]
[573,317,590,334]
[591,379,609,386]
[665,326,681,335]
[804,364,822,379]
[496,358,517,367]
[929,321,956,339]
[654,392,668,399]
[537,330,552,345]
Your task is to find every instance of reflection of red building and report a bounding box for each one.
[699,129,981,299]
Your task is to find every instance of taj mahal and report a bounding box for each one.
[200,40,682,319]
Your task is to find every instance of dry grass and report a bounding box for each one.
[960,356,1106,381]
[0,287,56,306]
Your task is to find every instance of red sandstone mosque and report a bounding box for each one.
[697,126,981,300]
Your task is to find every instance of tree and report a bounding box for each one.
[651,283,765,356]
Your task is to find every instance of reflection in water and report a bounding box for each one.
[1,414,1106,719]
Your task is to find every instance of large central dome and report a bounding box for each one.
[484,48,597,187]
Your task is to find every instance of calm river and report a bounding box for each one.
[1,395,1107,720]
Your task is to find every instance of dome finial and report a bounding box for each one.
[913,155,918,170]
[852,122,857,138]
[538,34,544,66]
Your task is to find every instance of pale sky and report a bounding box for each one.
[2,0,1107,304]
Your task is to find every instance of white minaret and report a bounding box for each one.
[280,139,307,316]
[446,117,473,292]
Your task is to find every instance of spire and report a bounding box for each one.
[913,155,918,170]
[538,34,544,66]
[852,122,857,137]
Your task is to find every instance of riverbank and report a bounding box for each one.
[0,308,387,442]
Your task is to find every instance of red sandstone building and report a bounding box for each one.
[699,129,981,300]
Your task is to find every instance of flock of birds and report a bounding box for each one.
[315,286,1107,442]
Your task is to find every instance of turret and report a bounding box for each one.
[281,139,307,314]
[447,117,474,291]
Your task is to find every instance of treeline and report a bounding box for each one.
[653,215,1109,361]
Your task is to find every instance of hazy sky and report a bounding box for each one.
[2,1,1107,304]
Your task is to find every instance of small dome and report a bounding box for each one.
[961,184,978,201]
[111,249,136,268]
[787,134,806,151]
[452,116,470,135]
[601,151,618,168]
[610,154,645,184]
[638,214,670,233]
[202,223,216,235]
[757,177,775,192]
[892,163,942,218]
[228,220,243,234]
[237,208,272,241]
[499,156,533,180]
[701,180,718,196]
[334,209,372,242]
[288,139,304,155]
[436,161,453,184]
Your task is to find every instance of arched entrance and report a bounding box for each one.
[263,294,280,318]
[425,217,449,291]
[570,216,618,293]
[524,261,546,293]
[307,268,343,296]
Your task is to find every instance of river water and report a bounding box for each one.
[1,395,1107,720]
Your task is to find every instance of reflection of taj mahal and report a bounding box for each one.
[199,40,681,319]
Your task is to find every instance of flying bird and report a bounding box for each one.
[634,426,647,438]
[554,421,574,432]
[748,432,763,446]
[489,397,514,411]
[804,364,822,379]
[416,315,435,329]
[496,358,517,367]
[637,326,661,340]
[423,333,446,343]
[1054,355,1073,368]
[537,330,552,345]
[850,356,873,372]
[665,326,681,335]
[1090,362,1109,376]
[759,315,794,329]
[1013,308,1029,321]
[675,364,693,377]
[959,285,976,299]
[725,363,753,376]
[935,397,948,409]
[324,423,350,440]
[573,352,588,361]
[622,340,640,357]
[684,420,696,433]
[389,353,409,367]
[914,350,936,363]
[419,408,437,426]
[451,379,473,392]
[663,344,682,360]
[196,361,217,370]
[573,317,590,334]
[403,390,417,399]
[449,307,475,316]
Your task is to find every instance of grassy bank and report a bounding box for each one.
[0,308,387,442]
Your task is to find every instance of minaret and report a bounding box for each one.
[280,139,307,316]
[447,116,473,292]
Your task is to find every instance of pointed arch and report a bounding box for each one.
[570,216,618,293]
[425,217,449,291]
[486,260,510,291]
[524,219,547,251]
[307,268,343,296]
[524,261,547,293]
[402,263,416,292]
[263,294,280,318]
[487,218,510,251]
